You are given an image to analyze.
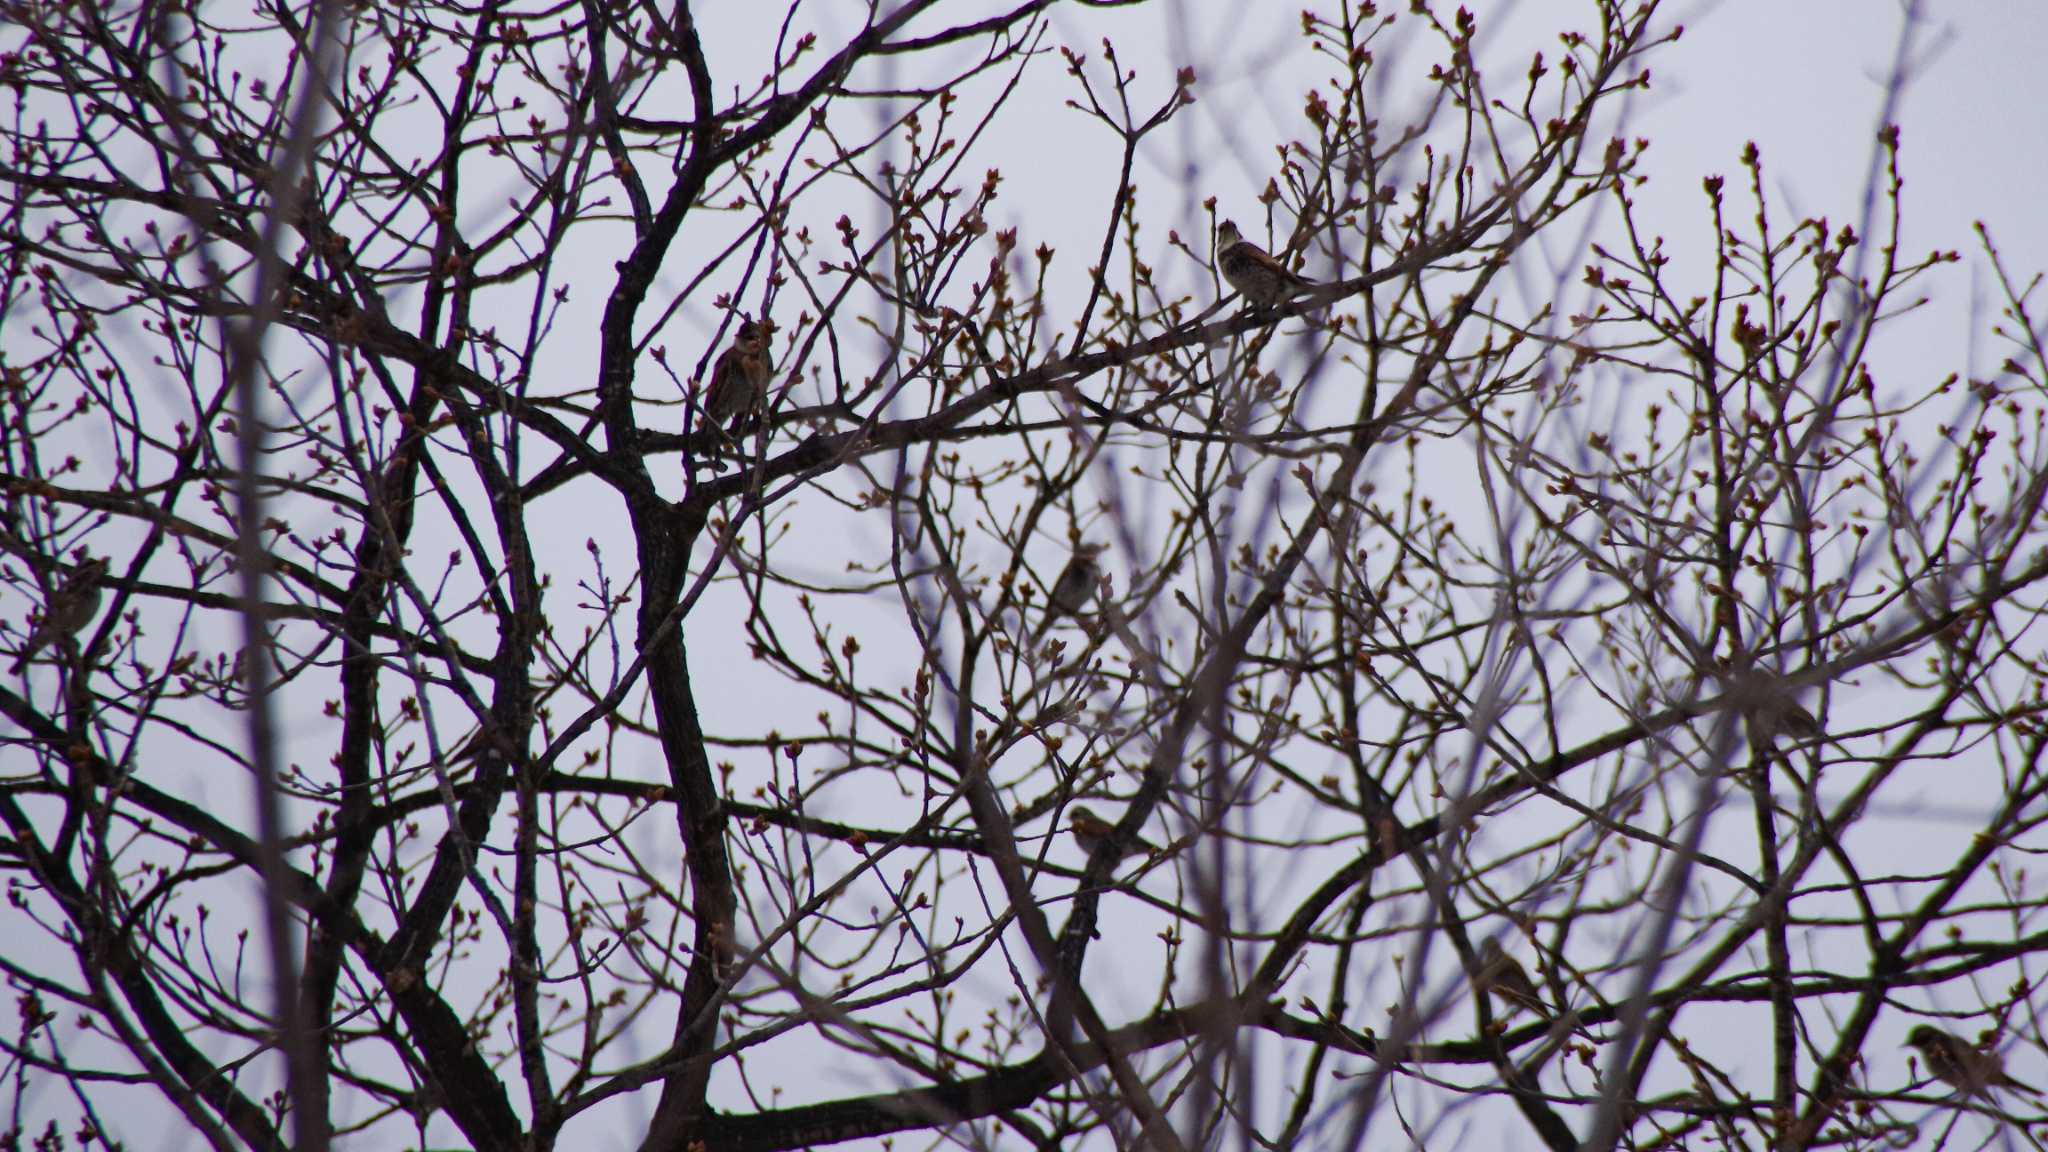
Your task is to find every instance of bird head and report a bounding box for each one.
[1478,938,1506,963]
[1215,219,1243,251]
[1905,1025,1946,1052]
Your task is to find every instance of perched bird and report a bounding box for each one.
[1474,938,1547,1019]
[1768,698,1824,742]
[11,556,109,673]
[703,318,775,432]
[1032,545,1105,641]
[1214,219,1316,308]
[1068,805,1162,860]
[1721,668,1824,745]
[1906,1024,2042,1099]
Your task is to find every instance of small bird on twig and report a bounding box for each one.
[1720,667,1825,745]
[703,318,775,433]
[1032,544,1105,642]
[1474,937,1548,1019]
[1906,1024,2042,1099]
[1215,219,1316,308]
[11,556,108,674]
[1067,805,1162,861]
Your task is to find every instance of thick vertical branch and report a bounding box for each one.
[212,1,348,1146]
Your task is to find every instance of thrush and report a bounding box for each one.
[1033,545,1104,641]
[703,318,775,432]
[1215,219,1316,308]
[11,557,108,673]
[1906,1024,2042,1099]
[1068,805,1162,860]
[1721,668,1824,744]
[1475,938,1547,1019]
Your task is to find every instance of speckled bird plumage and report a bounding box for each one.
[704,318,775,431]
[1034,544,1104,640]
[1215,219,1315,307]
[11,557,108,673]
[1907,1025,2040,1098]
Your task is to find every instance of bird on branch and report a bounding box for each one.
[1215,219,1317,308]
[1906,1025,2042,1100]
[1474,937,1548,1019]
[704,317,775,433]
[1033,544,1106,643]
[11,556,108,674]
[1067,804,1163,861]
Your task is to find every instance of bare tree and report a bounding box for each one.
[2,2,2044,1151]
